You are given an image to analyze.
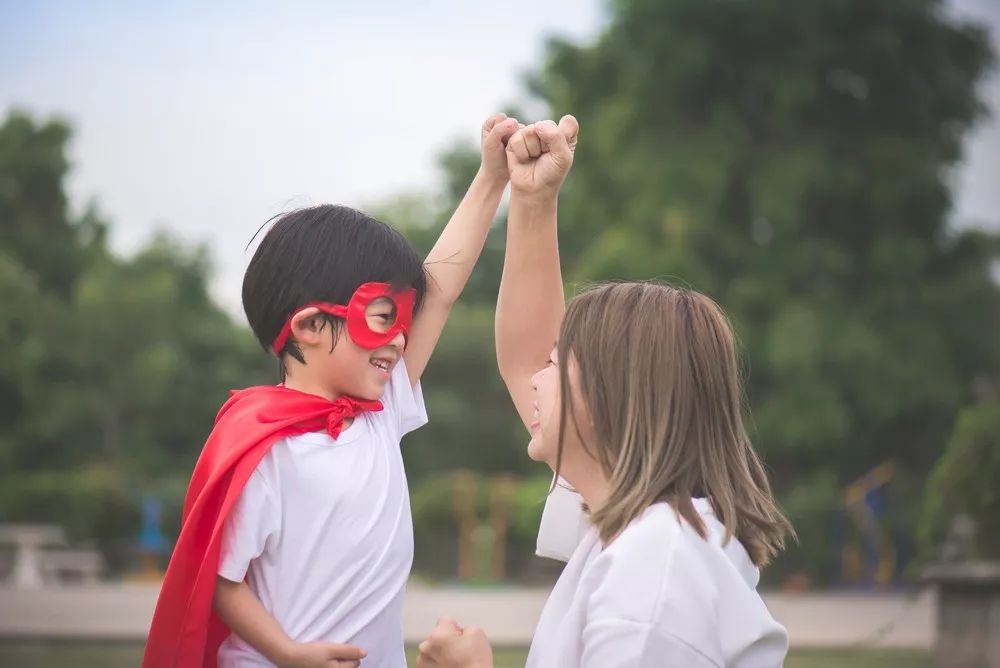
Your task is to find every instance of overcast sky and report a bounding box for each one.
[2,0,997,314]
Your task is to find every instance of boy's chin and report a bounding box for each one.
[354,383,387,402]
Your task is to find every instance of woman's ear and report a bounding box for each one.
[289,307,325,349]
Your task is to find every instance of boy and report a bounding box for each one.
[144,114,520,667]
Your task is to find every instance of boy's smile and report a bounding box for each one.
[368,347,400,381]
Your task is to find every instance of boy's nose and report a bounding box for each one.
[390,330,406,350]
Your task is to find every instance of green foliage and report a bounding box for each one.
[534,0,998,469]
[523,0,1000,581]
[409,472,552,580]
[0,112,271,569]
[0,112,92,296]
[762,469,841,585]
[509,475,553,546]
[402,305,532,481]
[48,236,271,472]
[3,0,999,584]
[0,466,140,572]
[390,0,1000,583]
[922,402,1000,558]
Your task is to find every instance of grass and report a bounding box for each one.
[0,642,932,667]
[406,645,530,666]
[407,647,933,667]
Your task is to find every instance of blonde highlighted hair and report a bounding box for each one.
[556,282,793,566]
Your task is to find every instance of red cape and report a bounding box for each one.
[143,386,380,668]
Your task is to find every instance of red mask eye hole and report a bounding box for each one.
[364,297,398,334]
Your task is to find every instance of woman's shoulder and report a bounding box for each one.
[582,503,685,622]
[579,501,779,663]
[585,501,750,622]
[602,502,684,558]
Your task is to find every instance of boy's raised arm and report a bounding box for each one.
[404,114,521,386]
[496,117,578,430]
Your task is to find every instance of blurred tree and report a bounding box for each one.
[4,0,999,583]
[376,140,510,309]
[0,112,107,472]
[372,142,534,482]
[0,112,101,296]
[33,235,271,475]
[521,0,1000,580]
[400,304,533,480]
[381,0,1000,582]
[0,250,55,472]
[922,401,1000,559]
[0,112,271,569]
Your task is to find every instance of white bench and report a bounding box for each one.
[40,548,104,585]
[0,524,67,588]
[0,524,104,588]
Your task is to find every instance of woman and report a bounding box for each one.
[419,120,792,667]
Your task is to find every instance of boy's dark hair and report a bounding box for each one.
[243,204,427,366]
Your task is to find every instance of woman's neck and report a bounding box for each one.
[565,464,610,514]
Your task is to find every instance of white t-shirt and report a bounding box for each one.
[217,359,427,668]
[528,498,788,667]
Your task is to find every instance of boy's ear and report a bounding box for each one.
[289,307,326,348]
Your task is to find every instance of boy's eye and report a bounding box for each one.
[365,296,398,333]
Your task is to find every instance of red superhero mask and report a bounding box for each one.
[271,282,416,355]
